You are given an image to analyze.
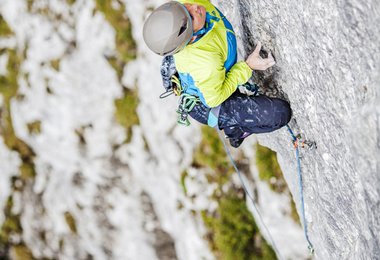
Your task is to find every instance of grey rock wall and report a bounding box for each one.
[218,0,380,258]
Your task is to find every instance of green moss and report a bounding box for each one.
[106,56,124,81]
[64,212,77,234]
[0,49,20,99]
[95,0,136,81]
[256,144,300,225]
[94,0,136,64]
[93,1,139,141]
[114,88,139,142]
[0,49,35,159]
[256,144,286,193]
[202,191,276,260]
[180,170,188,196]
[10,245,33,260]
[67,0,76,6]
[192,126,233,187]
[188,129,277,259]
[0,197,22,248]
[20,162,36,180]
[27,121,41,135]
[183,128,277,259]
[0,43,36,258]
[26,0,33,11]
[0,14,12,37]
[50,59,60,71]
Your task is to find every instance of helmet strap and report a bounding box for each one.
[192,13,219,38]
[193,28,207,37]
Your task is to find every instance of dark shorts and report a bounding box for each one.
[189,91,292,139]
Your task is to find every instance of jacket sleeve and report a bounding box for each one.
[201,61,252,107]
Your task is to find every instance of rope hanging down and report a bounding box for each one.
[286,125,315,254]
[216,124,315,259]
[216,129,284,260]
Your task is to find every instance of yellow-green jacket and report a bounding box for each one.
[174,0,252,108]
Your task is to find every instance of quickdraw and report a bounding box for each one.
[176,94,200,126]
[292,134,317,150]
[169,74,201,126]
[286,125,315,254]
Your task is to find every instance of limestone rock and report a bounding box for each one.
[217,0,380,258]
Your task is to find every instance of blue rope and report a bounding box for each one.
[216,129,285,260]
[286,125,315,254]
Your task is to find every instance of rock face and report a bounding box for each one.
[217,0,380,258]
[1,0,379,259]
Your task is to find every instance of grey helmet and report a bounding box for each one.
[143,1,193,56]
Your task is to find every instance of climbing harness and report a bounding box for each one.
[286,125,315,254]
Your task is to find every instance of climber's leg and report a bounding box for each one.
[219,92,292,144]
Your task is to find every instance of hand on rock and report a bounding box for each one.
[245,41,276,70]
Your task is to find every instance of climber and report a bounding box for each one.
[143,0,291,147]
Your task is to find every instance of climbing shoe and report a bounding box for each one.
[229,137,245,148]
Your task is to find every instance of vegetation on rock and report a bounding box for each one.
[94,0,139,142]
[256,144,300,224]
[187,126,277,259]
[0,18,35,258]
